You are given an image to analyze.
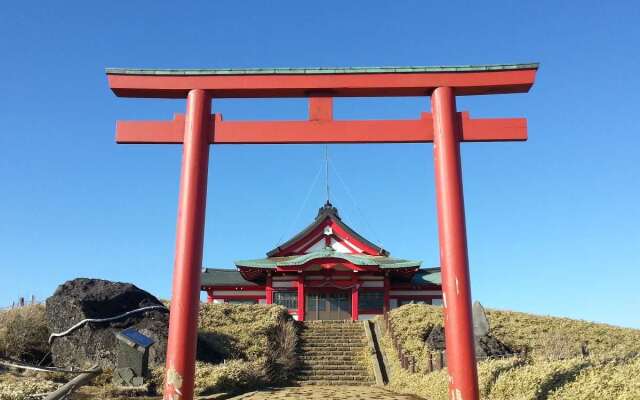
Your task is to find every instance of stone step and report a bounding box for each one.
[299,345,365,351]
[299,334,362,341]
[301,332,363,335]
[298,354,362,362]
[298,363,365,369]
[296,375,372,381]
[300,351,362,357]
[297,370,369,379]
[294,377,374,384]
[294,381,373,386]
[300,340,365,344]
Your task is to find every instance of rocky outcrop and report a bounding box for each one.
[45,278,168,369]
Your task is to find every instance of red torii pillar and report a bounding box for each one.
[107,64,538,400]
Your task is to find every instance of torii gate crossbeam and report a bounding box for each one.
[106,64,538,400]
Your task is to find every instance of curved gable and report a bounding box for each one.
[267,201,389,257]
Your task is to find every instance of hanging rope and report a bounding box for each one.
[325,144,331,203]
[328,153,383,245]
[274,158,325,247]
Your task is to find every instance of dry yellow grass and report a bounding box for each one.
[151,303,298,396]
[0,305,50,363]
[0,371,59,400]
[548,355,640,400]
[485,309,640,360]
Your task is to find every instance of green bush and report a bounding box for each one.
[548,355,640,400]
[152,303,299,396]
[0,372,58,400]
[0,305,50,363]
[378,305,640,399]
[489,358,588,400]
[385,304,640,364]
[486,309,640,360]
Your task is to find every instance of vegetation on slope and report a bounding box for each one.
[0,372,59,400]
[150,303,298,396]
[0,305,50,363]
[379,304,640,399]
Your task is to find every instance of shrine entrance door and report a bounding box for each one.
[305,290,351,320]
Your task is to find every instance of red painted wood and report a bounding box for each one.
[297,275,305,321]
[309,96,333,121]
[265,275,273,304]
[107,68,537,98]
[351,276,359,321]
[432,87,479,400]
[163,89,211,400]
[383,275,390,314]
[208,295,264,300]
[116,112,526,144]
[201,285,266,291]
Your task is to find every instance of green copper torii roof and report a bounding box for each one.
[106,63,539,76]
[235,249,421,270]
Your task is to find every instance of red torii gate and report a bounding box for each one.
[106,64,538,400]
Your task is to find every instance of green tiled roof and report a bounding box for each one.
[410,268,441,286]
[106,63,539,76]
[201,268,260,287]
[235,249,421,269]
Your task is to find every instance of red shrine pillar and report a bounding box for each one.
[351,275,359,321]
[431,87,479,400]
[297,274,305,321]
[383,274,390,314]
[265,273,273,304]
[163,89,211,400]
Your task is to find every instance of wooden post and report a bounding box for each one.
[434,352,443,370]
[426,353,433,373]
[44,366,101,400]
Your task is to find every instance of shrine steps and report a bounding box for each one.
[294,321,375,386]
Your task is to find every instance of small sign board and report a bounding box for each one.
[117,327,155,349]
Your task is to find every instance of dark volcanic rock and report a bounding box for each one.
[46,278,168,369]
[424,325,512,358]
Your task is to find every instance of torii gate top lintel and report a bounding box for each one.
[107,63,538,400]
[107,63,539,145]
[106,63,538,98]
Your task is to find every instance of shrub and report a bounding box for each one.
[152,303,299,396]
[486,309,640,360]
[386,304,443,372]
[198,303,293,361]
[378,325,449,400]
[548,355,640,399]
[0,372,58,400]
[0,305,50,363]
[385,304,640,364]
[379,305,640,399]
[489,358,589,400]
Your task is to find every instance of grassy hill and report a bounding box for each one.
[0,303,298,399]
[380,304,640,400]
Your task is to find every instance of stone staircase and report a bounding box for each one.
[295,320,375,386]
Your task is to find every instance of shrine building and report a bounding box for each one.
[201,202,442,321]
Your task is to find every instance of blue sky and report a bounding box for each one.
[1,1,638,328]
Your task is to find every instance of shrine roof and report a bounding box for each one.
[235,249,421,270]
[267,201,389,257]
[201,268,260,287]
[106,63,539,76]
[410,268,441,286]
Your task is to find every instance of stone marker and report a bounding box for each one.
[472,301,490,337]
